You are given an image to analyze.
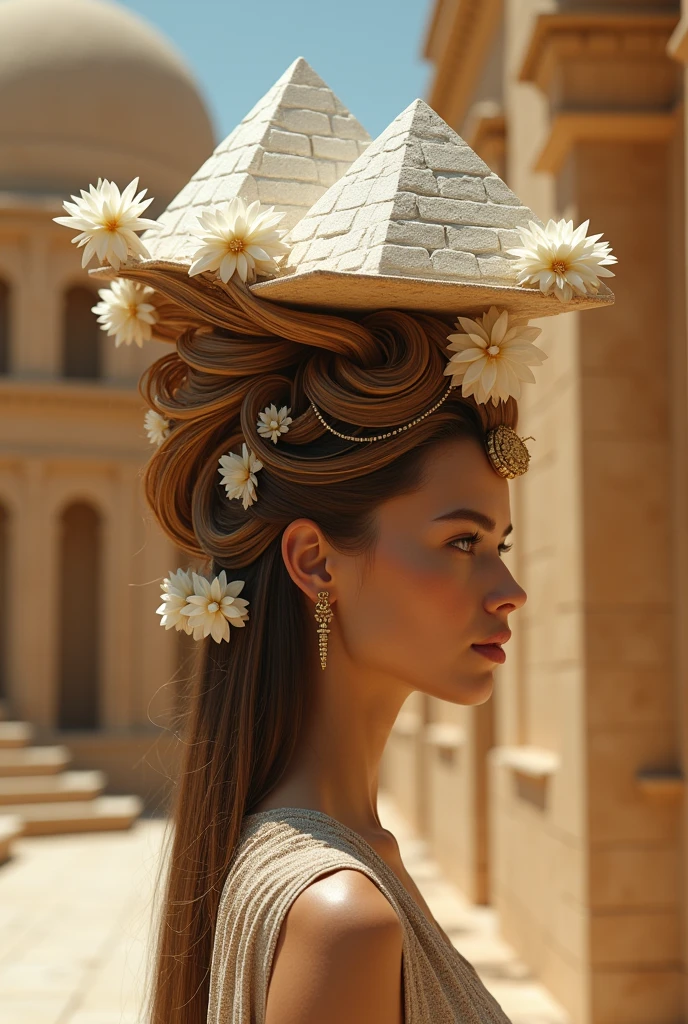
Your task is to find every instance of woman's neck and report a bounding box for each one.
[253,650,413,836]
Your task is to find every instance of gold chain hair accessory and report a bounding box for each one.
[310,385,533,479]
[310,384,454,443]
[314,590,333,670]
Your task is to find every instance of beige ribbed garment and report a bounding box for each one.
[206,807,513,1024]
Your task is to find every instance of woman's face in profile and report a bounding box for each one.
[333,436,528,705]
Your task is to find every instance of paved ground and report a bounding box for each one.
[0,793,569,1024]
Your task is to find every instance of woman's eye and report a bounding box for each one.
[449,534,513,556]
[450,533,479,553]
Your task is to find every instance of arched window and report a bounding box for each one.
[0,504,8,698]
[58,502,101,729]
[0,279,9,375]
[62,286,101,379]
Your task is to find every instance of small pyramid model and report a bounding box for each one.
[143,58,370,262]
[275,99,539,286]
[113,75,612,318]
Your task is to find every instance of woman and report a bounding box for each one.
[147,298,529,1024]
[55,82,615,1024]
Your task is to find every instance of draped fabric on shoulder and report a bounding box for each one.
[206,808,513,1024]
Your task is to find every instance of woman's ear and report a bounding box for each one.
[281,519,334,602]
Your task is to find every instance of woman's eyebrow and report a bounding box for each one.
[433,508,513,537]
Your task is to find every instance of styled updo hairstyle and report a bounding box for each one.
[135,265,517,1024]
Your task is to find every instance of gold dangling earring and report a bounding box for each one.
[314,591,333,671]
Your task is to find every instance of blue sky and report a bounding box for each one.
[118,0,433,145]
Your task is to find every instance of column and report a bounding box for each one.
[12,460,59,728]
[496,6,685,1022]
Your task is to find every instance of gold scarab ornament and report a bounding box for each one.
[485,425,533,479]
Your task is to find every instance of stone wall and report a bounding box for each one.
[406,1,688,1021]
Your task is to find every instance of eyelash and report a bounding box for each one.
[449,531,513,556]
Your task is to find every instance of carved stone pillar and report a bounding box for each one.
[493,8,687,1022]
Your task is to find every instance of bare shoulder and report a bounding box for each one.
[265,868,404,1024]
[288,867,402,933]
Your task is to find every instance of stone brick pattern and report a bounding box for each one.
[142,58,370,262]
[285,99,540,284]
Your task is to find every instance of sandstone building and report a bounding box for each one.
[379,2,688,1021]
[0,0,215,821]
[0,1,372,834]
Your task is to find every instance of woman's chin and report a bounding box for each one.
[460,672,495,704]
[423,667,495,705]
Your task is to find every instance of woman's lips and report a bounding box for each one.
[471,643,506,664]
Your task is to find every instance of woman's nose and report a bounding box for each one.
[485,568,527,614]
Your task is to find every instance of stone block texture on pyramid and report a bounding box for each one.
[141,57,370,263]
[277,99,538,283]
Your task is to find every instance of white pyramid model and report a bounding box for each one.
[143,58,370,262]
[277,99,538,285]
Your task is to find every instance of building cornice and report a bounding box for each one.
[520,11,681,174]
[0,378,150,463]
[668,10,688,64]
[0,192,64,217]
[462,112,505,153]
[535,110,679,174]
[464,110,506,177]
[519,12,679,92]
[424,0,503,127]
[0,377,145,411]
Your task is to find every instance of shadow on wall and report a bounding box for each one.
[0,503,6,699]
[62,286,102,379]
[0,279,8,374]
[58,501,102,729]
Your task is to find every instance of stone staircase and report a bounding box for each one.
[0,699,143,864]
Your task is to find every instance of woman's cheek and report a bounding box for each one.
[376,536,473,616]
[351,544,474,664]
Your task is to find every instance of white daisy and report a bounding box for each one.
[156,568,203,639]
[91,279,158,347]
[444,306,548,407]
[257,403,293,444]
[53,177,158,271]
[144,409,170,446]
[180,570,249,644]
[218,442,263,510]
[508,218,617,302]
[188,197,290,285]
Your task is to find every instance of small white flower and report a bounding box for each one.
[91,279,158,347]
[53,177,158,271]
[144,409,170,446]
[218,442,263,509]
[180,570,249,644]
[188,197,290,285]
[156,568,203,639]
[257,403,293,444]
[508,218,617,302]
[444,306,547,407]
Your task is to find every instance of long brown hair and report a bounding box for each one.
[131,267,517,1024]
